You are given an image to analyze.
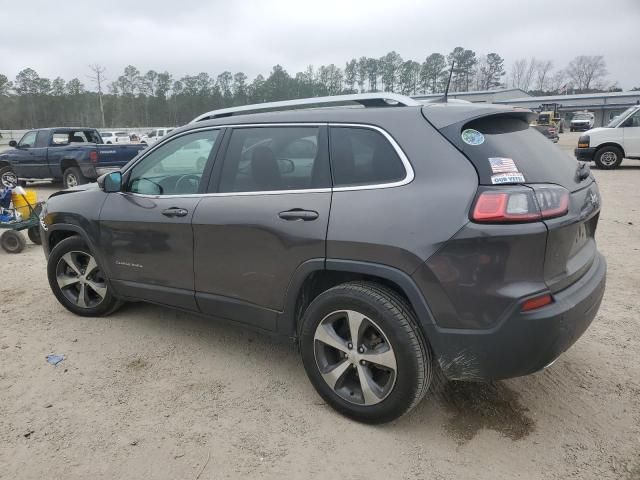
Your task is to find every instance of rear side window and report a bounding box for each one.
[329,127,406,187]
[218,126,330,193]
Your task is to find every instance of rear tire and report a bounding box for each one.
[299,281,432,424]
[594,146,623,170]
[1,230,26,253]
[47,236,122,316]
[63,167,88,189]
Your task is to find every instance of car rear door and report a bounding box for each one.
[192,124,332,331]
[99,128,223,311]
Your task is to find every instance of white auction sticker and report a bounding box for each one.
[491,172,525,184]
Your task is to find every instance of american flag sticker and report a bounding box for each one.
[488,157,519,174]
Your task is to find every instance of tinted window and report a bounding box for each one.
[453,116,584,191]
[102,132,113,137]
[127,129,220,195]
[18,131,37,148]
[329,127,406,187]
[218,126,330,193]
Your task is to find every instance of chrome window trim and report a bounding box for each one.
[121,122,414,199]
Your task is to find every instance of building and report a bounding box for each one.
[414,87,530,104]
[495,91,640,127]
[414,88,640,128]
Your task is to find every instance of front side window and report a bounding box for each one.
[18,131,37,148]
[627,111,640,127]
[127,129,220,195]
[218,126,329,193]
[329,127,406,187]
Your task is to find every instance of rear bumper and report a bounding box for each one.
[575,147,596,161]
[425,252,606,381]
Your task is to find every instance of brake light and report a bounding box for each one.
[89,150,98,163]
[522,294,553,311]
[472,185,569,223]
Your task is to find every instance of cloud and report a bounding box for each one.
[0,0,638,88]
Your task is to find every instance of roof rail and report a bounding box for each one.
[190,93,422,123]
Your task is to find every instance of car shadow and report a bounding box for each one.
[111,301,589,443]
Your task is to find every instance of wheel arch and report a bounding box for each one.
[595,142,626,158]
[60,158,79,173]
[47,223,105,268]
[278,259,436,340]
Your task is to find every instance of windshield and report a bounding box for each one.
[607,107,637,128]
[573,114,591,120]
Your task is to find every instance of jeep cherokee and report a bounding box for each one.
[40,93,606,424]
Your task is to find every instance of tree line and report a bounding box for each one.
[0,48,623,130]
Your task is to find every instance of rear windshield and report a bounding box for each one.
[443,116,585,192]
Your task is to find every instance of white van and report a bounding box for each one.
[575,106,640,169]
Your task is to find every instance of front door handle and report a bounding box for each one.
[162,207,189,218]
[278,209,319,221]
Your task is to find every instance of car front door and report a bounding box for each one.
[192,125,332,331]
[8,130,43,178]
[623,110,640,157]
[99,128,223,311]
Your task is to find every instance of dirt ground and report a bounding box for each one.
[1,133,639,479]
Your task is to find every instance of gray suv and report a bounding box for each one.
[41,93,606,423]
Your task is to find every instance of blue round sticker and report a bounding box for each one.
[461,129,485,146]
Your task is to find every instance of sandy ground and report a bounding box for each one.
[1,133,639,479]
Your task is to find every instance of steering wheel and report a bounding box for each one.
[175,174,200,193]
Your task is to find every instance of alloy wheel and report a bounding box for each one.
[600,151,618,166]
[313,310,397,406]
[66,173,78,188]
[55,251,107,308]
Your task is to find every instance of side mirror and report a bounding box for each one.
[98,171,122,193]
[622,117,634,128]
[8,140,17,147]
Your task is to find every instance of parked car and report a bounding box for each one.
[575,105,640,169]
[140,127,174,145]
[570,111,595,132]
[100,131,131,144]
[40,93,606,424]
[531,123,559,143]
[0,128,146,188]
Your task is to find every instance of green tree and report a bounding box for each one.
[447,47,477,91]
[420,53,447,93]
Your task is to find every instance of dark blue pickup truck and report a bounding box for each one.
[0,128,146,188]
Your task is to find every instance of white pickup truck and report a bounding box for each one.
[140,127,174,145]
[575,105,640,169]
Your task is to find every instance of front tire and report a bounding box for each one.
[63,167,88,189]
[299,281,432,424]
[0,166,18,188]
[47,236,121,316]
[594,146,623,169]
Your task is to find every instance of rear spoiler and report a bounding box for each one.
[422,104,535,130]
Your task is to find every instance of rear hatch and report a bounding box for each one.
[423,104,601,293]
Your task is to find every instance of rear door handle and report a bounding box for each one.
[278,209,319,221]
[162,207,189,218]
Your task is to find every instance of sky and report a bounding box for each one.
[0,0,638,90]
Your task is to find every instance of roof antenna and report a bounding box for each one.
[435,61,455,103]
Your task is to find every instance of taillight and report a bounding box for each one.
[472,185,569,223]
[521,293,553,311]
[89,150,98,163]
